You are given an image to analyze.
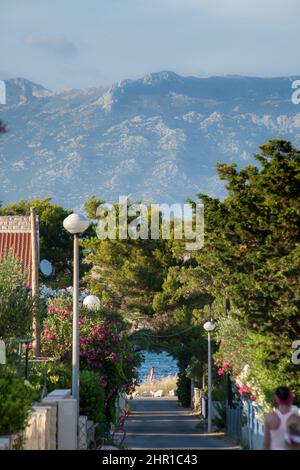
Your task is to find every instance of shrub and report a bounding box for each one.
[212,402,227,430]
[0,254,33,340]
[40,297,142,434]
[0,368,33,435]
[177,371,191,407]
[41,297,141,399]
[212,374,228,401]
[28,362,71,401]
[28,363,108,436]
[79,370,106,435]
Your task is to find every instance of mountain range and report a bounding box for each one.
[0,71,300,208]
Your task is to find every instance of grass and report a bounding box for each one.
[135,375,177,394]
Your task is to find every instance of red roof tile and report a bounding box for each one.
[0,232,33,287]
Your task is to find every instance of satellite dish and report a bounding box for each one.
[40,259,53,277]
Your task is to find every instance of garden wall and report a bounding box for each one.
[0,403,57,450]
[0,389,92,450]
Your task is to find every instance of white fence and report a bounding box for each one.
[241,400,264,450]
[198,396,264,450]
[226,400,264,449]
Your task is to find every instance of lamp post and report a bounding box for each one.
[203,320,216,433]
[63,213,89,445]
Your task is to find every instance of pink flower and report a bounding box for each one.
[250,395,256,401]
[220,338,225,345]
[238,385,250,396]
[221,361,232,370]
[217,368,225,376]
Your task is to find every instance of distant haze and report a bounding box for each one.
[1,0,300,90]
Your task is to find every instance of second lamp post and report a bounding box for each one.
[203,320,216,433]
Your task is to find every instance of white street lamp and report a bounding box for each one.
[63,213,89,447]
[83,294,100,310]
[63,213,90,235]
[203,320,216,433]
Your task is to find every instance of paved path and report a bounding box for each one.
[122,397,238,449]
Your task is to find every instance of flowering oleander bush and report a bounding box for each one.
[212,315,288,408]
[41,297,141,429]
[214,359,233,377]
[236,384,256,402]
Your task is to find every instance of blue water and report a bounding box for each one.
[138,351,179,380]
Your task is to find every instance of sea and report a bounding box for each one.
[137,350,179,381]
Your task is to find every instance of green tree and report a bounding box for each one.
[191,139,300,401]
[82,197,175,320]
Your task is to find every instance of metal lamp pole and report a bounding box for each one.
[72,233,80,404]
[63,213,90,448]
[207,330,212,432]
[204,320,216,433]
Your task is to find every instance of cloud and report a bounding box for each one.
[24,34,78,59]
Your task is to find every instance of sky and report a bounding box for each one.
[1,0,300,91]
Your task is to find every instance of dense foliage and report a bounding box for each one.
[192,139,300,404]
[79,370,106,433]
[176,371,191,407]
[83,197,175,318]
[0,367,33,435]
[0,254,33,340]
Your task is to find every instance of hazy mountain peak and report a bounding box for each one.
[141,71,182,85]
[3,77,53,105]
[101,71,186,112]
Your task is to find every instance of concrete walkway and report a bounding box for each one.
[122,397,239,449]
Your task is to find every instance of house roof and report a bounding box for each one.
[0,215,39,287]
[0,215,32,233]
